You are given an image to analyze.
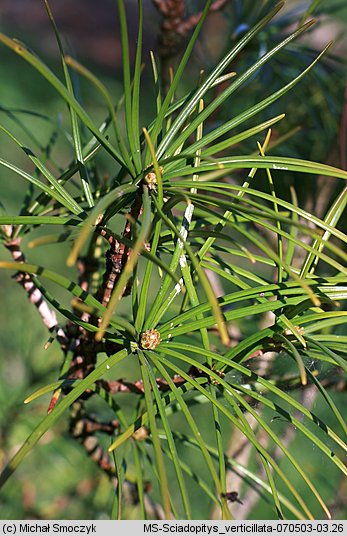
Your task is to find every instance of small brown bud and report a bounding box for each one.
[144,166,164,191]
[140,329,161,350]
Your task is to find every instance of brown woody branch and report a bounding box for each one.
[69,401,118,478]
[3,229,67,343]
[152,0,229,58]
[97,373,186,395]
[96,188,143,307]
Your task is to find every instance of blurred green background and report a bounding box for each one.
[0,0,346,520]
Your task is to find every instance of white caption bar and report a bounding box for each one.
[0,521,346,536]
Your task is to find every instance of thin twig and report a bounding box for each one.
[152,0,229,92]
[3,228,66,342]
